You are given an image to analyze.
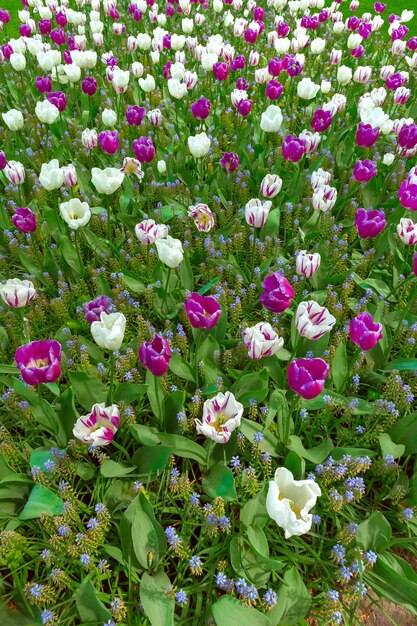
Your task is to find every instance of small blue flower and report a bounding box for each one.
[175,589,188,606]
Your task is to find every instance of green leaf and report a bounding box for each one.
[284,451,305,480]
[240,485,269,529]
[140,571,174,626]
[145,371,164,425]
[273,389,293,445]
[132,510,160,569]
[75,578,112,624]
[168,352,196,382]
[197,276,220,295]
[268,567,311,625]
[178,251,194,291]
[59,235,82,274]
[331,341,348,393]
[357,512,392,552]
[261,208,281,239]
[212,595,271,626]
[379,433,405,459]
[130,424,161,446]
[122,274,146,294]
[68,372,107,412]
[163,389,185,433]
[287,436,333,464]
[19,485,64,520]
[385,359,417,371]
[240,418,279,457]
[233,368,269,407]
[132,445,172,479]
[54,387,79,443]
[390,413,417,454]
[113,382,147,404]
[365,553,417,613]
[100,460,136,478]
[202,463,237,501]
[156,433,207,464]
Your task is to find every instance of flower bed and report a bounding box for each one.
[0,0,417,625]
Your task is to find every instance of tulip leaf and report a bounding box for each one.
[379,433,405,459]
[75,578,112,624]
[385,359,417,371]
[132,510,160,569]
[197,276,220,295]
[331,340,348,393]
[240,418,279,457]
[140,571,175,626]
[68,371,108,412]
[364,553,417,613]
[390,413,417,454]
[287,435,333,464]
[233,368,269,407]
[100,460,136,478]
[212,595,272,626]
[268,567,311,625]
[357,511,392,552]
[240,485,269,529]
[132,445,172,479]
[202,463,237,501]
[156,433,207,464]
[168,352,196,382]
[19,485,64,520]
[113,382,147,404]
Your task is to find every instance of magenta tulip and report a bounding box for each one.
[12,207,37,233]
[287,358,330,399]
[355,208,386,238]
[356,123,380,148]
[139,335,171,376]
[99,130,119,155]
[185,292,221,329]
[353,160,378,183]
[15,340,62,386]
[260,272,294,313]
[349,312,383,351]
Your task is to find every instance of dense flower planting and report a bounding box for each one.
[0,0,417,624]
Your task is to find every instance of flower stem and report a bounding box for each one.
[249,229,257,283]
[108,351,115,405]
[162,267,171,314]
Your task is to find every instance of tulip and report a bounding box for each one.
[5,160,25,186]
[311,109,332,133]
[99,130,119,155]
[188,132,211,158]
[213,61,229,81]
[398,123,417,150]
[311,169,332,191]
[62,164,77,188]
[132,137,155,163]
[260,174,282,198]
[355,208,386,238]
[356,123,380,148]
[91,312,126,351]
[102,108,117,127]
[35,100,60,125]
[82,76,97,95]
[260,272,294,313]
[147,109,163,126]
[188,203,215,232]
[0,279,36,308]
[82,129,98,150]
[139,74,156,92]
[2,109,24,131]
[125,105,146,126]
[112,68,130,94]
[83,296,112,324]
[287,358,330,399]
[91,167,125,195]
[12,207,37,233]
[190,97,211,120]
[135,219,168,245]
[155,236,184,268]
[299,130,321,155]
[297,77,320,100]
[413,253,417,277]
[282,135,305,162]
[220,152,239,172]
[139,334,171,376]
[245,198,272,228]
[59,198,91,230]
[353,159,378,183]
[260,105,283,132]
[185,292,221,329]
[73,403,120,446]
[36,76,52,94]
[399,175,417,211]
[195,391,243,444]
[295,301,336,340]
[266,467,321,538]
[265,79,284,100]
[349,312,383,351]
[295,251,321,278]
[15,340,62,386]
[243,322,284,360]
[337,65,353,84]
[397,218,417,245]
[39,160,64,191]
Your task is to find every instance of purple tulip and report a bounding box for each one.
[413,253,417,277]
[260,272,294,313]
[286,58,304,77]
[244,28,258,44]
[0,9,10,23]
[398,124,417,150]
[0,151,6,170]
[63,50,72,64]
[36,76,52,94]
[47,91,67,112]
[165,5,174,17]
[55,11,67,26]
[398,176,417,211]
[20,24,31,37]
[277,22,290,37]
[351,46,365,59]
[2,44,12,60]
[266,80,284,101]
[12,207,37,233]
[355,208,386,238]
[392,25,408,42]
[268,57,283,76]
[230,55,245,71]
[83,296,112,324]
[356,123,380,148]
[386,72,407,90]
[319,9,329,22]
[237,99,252,116]
[38,19,51,35]
[374,2,386,12]
[213,61,229,81]
[82,76,97,96]
[311,109,333,133]
[50,28,66,46]
[359,22,373,39]
[287,358,330,400]
[347,16,360,30]
[254,7,264,20]
[236,77,249,91]
[220,152,239,172]
[132,137,155,163]
[349,312,383,351]
[15,340,62,386]
[407,36,417,51]
[353,159,378,183]
[126,105,146,126]
[282,135,305,162]
[99,130,119,155]
[139,335,171,376]
[185,292,221,329]
[190,97,210,120]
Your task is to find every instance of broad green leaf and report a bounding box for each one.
[100,460,136,478]
[385,359,417,371]
[287,436,333,464]
[357,512,392,552]
[240,418,279,457]
[202,464,237,501]
[19,485,64,520]
[140,571,174,626]
[132,510,160,569]
[68,372,107,412]
[365,553,417,614]
[145,371,164,425]
[168,352,196,382]
[240,485,269,529]
[390,413,417,454]
[331,341,348,393]
[212,595,271,626]
[284,451,305,480]
[75,578,112,624]
[163,389,185,433]
[113,382,147,404]
[132,445,172,478]
[379,433,405,459]
[130,424,161,446]
[268,567,311,625]
[233,368,269,407]
[156,433,207,464]
[197,276,220,295]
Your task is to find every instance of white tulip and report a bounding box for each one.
[139,74,156,93]
[39,160,64,191]
[35,100,60,125]
[2,109,24,131]
[155,236,184,268]
[102,108,117,127]
[297,77,320,100]
[0,279,36,308]
[91,167,125,195]
[10,53,26,71]
[91,312,126,351]
[260,105,283,132]
[188,132,211,158]
[59,198,91,230]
